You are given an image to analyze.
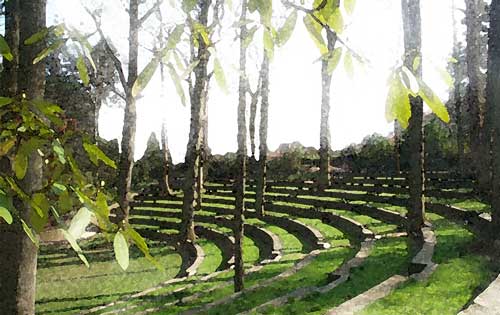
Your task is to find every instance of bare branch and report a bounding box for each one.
[138,0,162,27]
[83,5,129,93]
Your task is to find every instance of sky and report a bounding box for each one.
[48,0,465,164]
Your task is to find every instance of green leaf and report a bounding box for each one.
[61,229,89,267]
[344,51,354,78]
[327,8,344,34]
[30,193,50,233]
[277,10,297,47]
[0,189,14,224]
[57,190,73,214]
[182,0,197,13]
[167,63,187,106]
[193,22,210,46]
[83,142,117,169]
[243,25,259,49]
[76,56,90,86]
[327,47,343,74]
[132,57,160,97]
[344,0,356,15]
[0,138,16,156]
[0,206,13,224]
[303,15,328,55]
[24,27,50,45]
[0,97,14,107]
[68,207,92,239]
[114,231,129,271]
[385,73,411,129]
[33,39,66,64]
[0,35,13,61]
[52,139,66,164]
[22,220,39,247]
[436,66,454,88]
[263,28,274,60]
[214,58,228,94]
[13,151,28,180]
[416,78,450,123]
[166,24,185,51]
[124,226,149,255]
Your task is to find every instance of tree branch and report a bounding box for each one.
[138,0,162,27]
[83,6,128,93]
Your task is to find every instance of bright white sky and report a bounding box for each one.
[48,0,465,164]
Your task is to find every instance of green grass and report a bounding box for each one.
[259,238,409,315]
[359,214,496,315]
[113,219,308,315]
[35,237,182,315]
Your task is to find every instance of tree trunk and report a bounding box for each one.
[394,120,402,174]
[249,87,259,160]
[161,123,174,196]
[181,0,211,242]
[318,30,337,191]
[195,81,210,212]
[0,1,45,313]
[255,54,269,217]
[465,0,489,193]
[452,0,465,172]
[117,0,139,222]
[402,0,425,255]
[234,0,248,292]
[487,0,500,232]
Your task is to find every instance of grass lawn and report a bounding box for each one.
[359,214,496,315]
[36,237,182,315]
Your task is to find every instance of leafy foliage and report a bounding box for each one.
[0,96,159,270]
[385,65,450,128]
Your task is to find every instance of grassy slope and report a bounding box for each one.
[359,213,495,315]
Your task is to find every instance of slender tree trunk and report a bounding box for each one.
[161,123,174,196]
[255,54,269,217]
[0,1,45,313]
[181,0,211,242]
[452,0,465,172]
[249,88,259,160]
[196,82,209,211]
[465,0,489,192]
[234,0,248,292]
[318,30,337,191]
[402,0,425,255]
[117,0,139,222]
[487,0,500,232]
[394,120,402,175]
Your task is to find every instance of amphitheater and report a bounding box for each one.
[35,173,500,315]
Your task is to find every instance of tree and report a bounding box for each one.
[180,0,213,242]
[465,0,489,195]
[401,0,426,255]
[487,0,500,232]
[253,3,297,216]
[161,122,174,196]
[0,1,44,312]
[85,0,167,222]
[234,0,249,292]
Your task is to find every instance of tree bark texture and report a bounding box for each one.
[465,0,490,194]
[181,0,211,242]
[402,0,425,254]
[255,54,270,217]
[234,0,248,293]
[117,0,139,222]
[487,0,500,231]
[161,123,174,196]
[318,30,337,191]
[0,1,46,313]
